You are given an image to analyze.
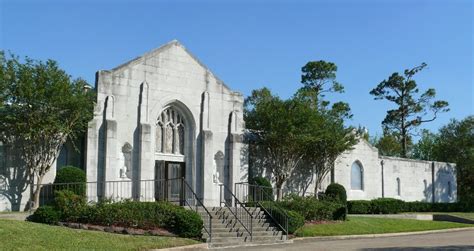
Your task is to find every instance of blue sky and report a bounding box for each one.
[1,0,472,139]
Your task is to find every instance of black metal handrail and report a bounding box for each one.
[219,184,253,240]
[181,178,213,242]
[235,182,289,236]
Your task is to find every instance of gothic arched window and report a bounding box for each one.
[351,161,364,190]
[156,107,185,155]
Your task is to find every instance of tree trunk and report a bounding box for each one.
[32,175,44,210]
[276,185,282,201]
[401,128,407,158]
[314,179,319,199]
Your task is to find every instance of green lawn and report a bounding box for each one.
[294,216,472,237]
[0,219,199,250]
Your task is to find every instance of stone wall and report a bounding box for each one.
[322,140,456,202]
[255,139,457,203]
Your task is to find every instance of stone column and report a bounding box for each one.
[85,118,101,202]
[104,96,118,198]
[138,123,154,200]
[137,82,154,201]
[201,130,215,206]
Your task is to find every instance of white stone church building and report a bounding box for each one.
[0,41,456,211]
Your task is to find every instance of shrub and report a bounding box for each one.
[28,206,61,224]
[348,200,372,214]
[168,208,203,238]
[252,177,272,187]
[332,203,347,220]
[259,201,304,234]
[54,166,86,197]
[371,198,404,214]
[348,199,474,214]
[54,190,87,222]
[325,183,347,204]
[250,177,274,202]
[49,197,203,238]
[286,210,305,234]
[279,195,346,221]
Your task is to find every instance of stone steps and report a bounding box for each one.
[194,206,288,248]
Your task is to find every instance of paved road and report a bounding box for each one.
[223,229,474,251]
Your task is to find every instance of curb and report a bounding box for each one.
[292,227,474,243]
[153,243,208,251]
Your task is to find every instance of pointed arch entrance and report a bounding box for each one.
[153,104,195,203]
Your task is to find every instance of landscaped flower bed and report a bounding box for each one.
[28,190,203,239]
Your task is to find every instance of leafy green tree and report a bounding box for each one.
[371,130,412,157]
[432,116,474,202]
[370,63,449,157]
[295,61,356,197]
[411,129,439,160]
[0,52,94,209]
[245,88,309,200]
[300,60,351,119]
[246,61,356,200]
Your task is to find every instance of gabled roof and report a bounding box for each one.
[103,40,234,92]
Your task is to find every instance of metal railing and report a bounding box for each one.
[34,178,212,241]
[235,182,289,236]
[181,179,213,242]
[219,184,253,241]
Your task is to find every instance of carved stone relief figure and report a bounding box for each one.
[121,143,133,179]
[213,151,224,184]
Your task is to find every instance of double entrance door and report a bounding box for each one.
[155,161,185,204]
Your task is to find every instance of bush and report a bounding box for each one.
[168,208,203,238]
[332,203,347,220]
[370,198,404,214]
[348,200,372,214]
[54,190,87,222]
[28,206,61,224]
[54,166,86,197]
[48,196,203,238]
[279,195,346,221]
[252,177,272,187]
[325,183,347,204]
[250,177,274,202]
[286,210,305,234]
[347,198,474,214]
[259,201,304,234]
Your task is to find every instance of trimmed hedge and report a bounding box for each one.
[347,200,372,214]
[348,199,474,214]
[371,198,404,214]
[325,183,347,204]
[53,166,86,197]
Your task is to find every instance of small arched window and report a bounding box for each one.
[396,177,401,196]
[351,161,364,190]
